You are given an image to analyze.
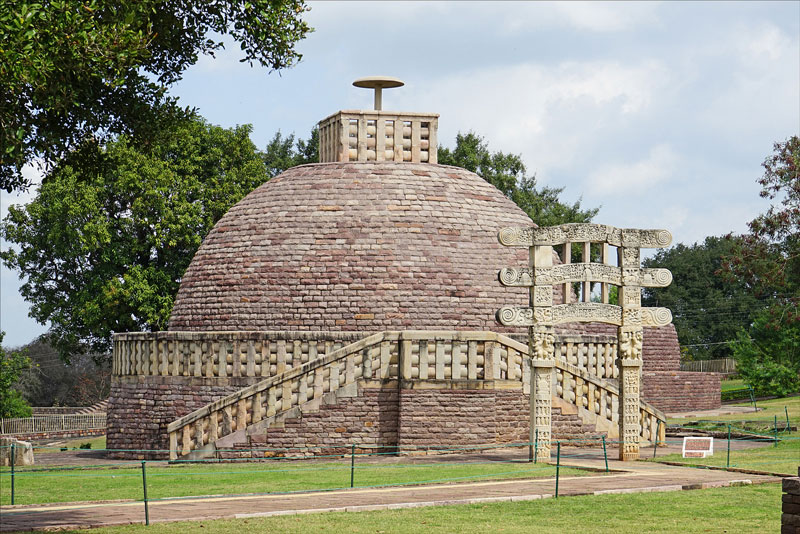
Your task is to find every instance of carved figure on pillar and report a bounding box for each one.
[529,325,555,460]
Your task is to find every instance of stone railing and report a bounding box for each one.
[0,414,107,435]
[114,331,618,381]
[112,331,366,378]
[555,335,618,381]
[167,331,665,460]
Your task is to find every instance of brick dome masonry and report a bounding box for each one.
[168,161,533,332]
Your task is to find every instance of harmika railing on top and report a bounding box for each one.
[0,414,107,435]
[167,331,665,460]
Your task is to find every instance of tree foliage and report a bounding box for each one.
[722,136,800,394]
[0,0,311,192]
[730,309,799,396]
[1,118,270,359]
[0,332,32,418]
[262,128,318,178]
[438,132,598,226]
[11,337,110,407]
[642,236,765,361]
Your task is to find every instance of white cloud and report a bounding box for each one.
[587,144,678,195]
[550,1,660,32]
[402,59,670,180]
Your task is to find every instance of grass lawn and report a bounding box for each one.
[20,482,783,534]
[668,396,799,427]
[0,457,589,506]
[33,435,107,452]
[660,397,800,475]
[720,378,745,392]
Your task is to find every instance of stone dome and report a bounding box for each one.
[168,161,535,332]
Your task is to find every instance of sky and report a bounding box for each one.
[1,1,799,348]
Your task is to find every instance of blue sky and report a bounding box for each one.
[1,1,798,347]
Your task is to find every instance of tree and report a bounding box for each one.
[1,118,269,360]
[729,309,799,396]
[642,236,765,361]
[438,132,598,226]
[262,127,318,177]
[0,0,311,192]
[11,337,110,407]
[0,333,32,418]
[722,136,800,394]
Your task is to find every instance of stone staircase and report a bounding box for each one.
[167,331,666,461]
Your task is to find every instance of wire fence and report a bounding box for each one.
[1,406,796,527]
[0,436,619,521]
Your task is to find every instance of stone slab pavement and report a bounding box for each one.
[0,454,782,532]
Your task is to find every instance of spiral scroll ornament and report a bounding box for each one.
[655,230,672,247]
[642,307,673,327]
[498,227,526,246]
[653,269,672,286]
[499,268,519,286]
[497,306,519,325]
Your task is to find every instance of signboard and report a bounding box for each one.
[682,436,714,458]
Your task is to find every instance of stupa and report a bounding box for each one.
[107,78,719,459]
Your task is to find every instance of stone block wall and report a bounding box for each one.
[108,375,262,459]
[784,476,800,534]
[642,371,721,413]
[232,382,600,459]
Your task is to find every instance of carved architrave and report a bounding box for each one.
[498,224,672,249]
[501,265,672,288]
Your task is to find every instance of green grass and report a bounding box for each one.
[668,396,799,426]
[0,457,589,506]
[720,378,745,392]
[16,483,783,534]
[660,397,800,475]
[34,435,107,452]
[655,432,799,475]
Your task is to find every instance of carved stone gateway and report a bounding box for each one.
[496,223,673,461]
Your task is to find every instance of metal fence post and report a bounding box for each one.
[554,441,561,498]
[726,424,731,469]
[653,421,660,459]
[774,416,778,447]
[350,444,355,488]
[10,442,15,505]
[534,428,538,464]
[748,386,757,412]
[602,436,608,473]
[141,461,149,526]
[785,406,791,432]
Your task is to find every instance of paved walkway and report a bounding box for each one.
[0,452,781,532]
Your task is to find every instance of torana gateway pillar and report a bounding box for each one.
[497,224,673,460]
